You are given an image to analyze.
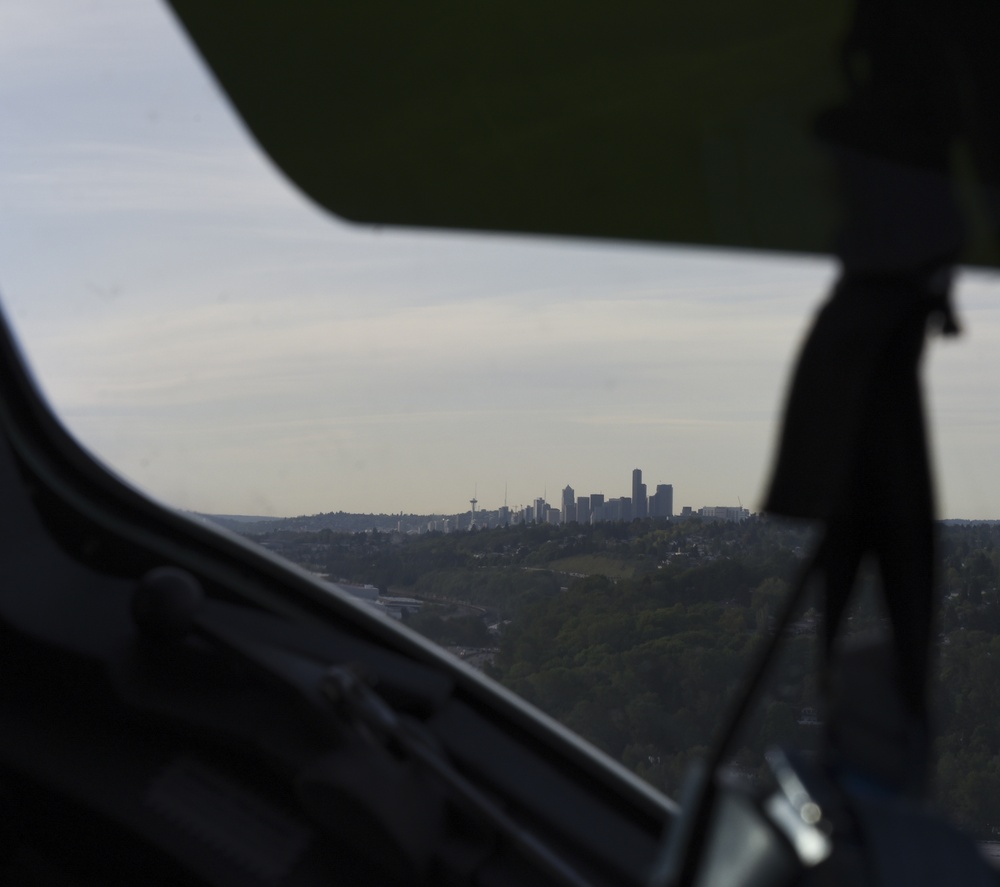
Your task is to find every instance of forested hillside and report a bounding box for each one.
[244,517,1000,838]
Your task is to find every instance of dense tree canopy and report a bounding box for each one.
[245,517,1000,837]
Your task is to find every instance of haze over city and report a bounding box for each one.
[3,0,1000,520]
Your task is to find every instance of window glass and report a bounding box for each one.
[3,0,1000,822]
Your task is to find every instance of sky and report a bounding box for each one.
[1,1,1000,520]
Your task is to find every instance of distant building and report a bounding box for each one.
[699,506,750,522]
[332,582,379,602]
[650,484,673,518]
[576,496,591,526]
[534,498,546,524]
[378,595,423,620]
[603,497,633,522]
[589,493,605,524]
[632,469,647,519]
[561,485,576,524]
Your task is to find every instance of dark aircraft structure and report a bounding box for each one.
[1,0,999,884]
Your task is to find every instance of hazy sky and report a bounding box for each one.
[2,1,999,519]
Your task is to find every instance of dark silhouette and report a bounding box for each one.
[766,0,1000,781]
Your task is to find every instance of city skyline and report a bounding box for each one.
[4,1,1000,521]
[230,465,750,530]
[310,467,750,534]
[433,467,679,523]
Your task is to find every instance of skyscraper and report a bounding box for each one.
[534,498,546,524]
[561,485,576,524]
[650,484,673,518]
[632,468,647,519]
[589,493,605,523]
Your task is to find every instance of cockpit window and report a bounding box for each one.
[4,0,1000,828]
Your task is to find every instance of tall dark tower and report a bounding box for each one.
[651,484,673,518]
[561,485,576,524]
[632,468,647,519]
